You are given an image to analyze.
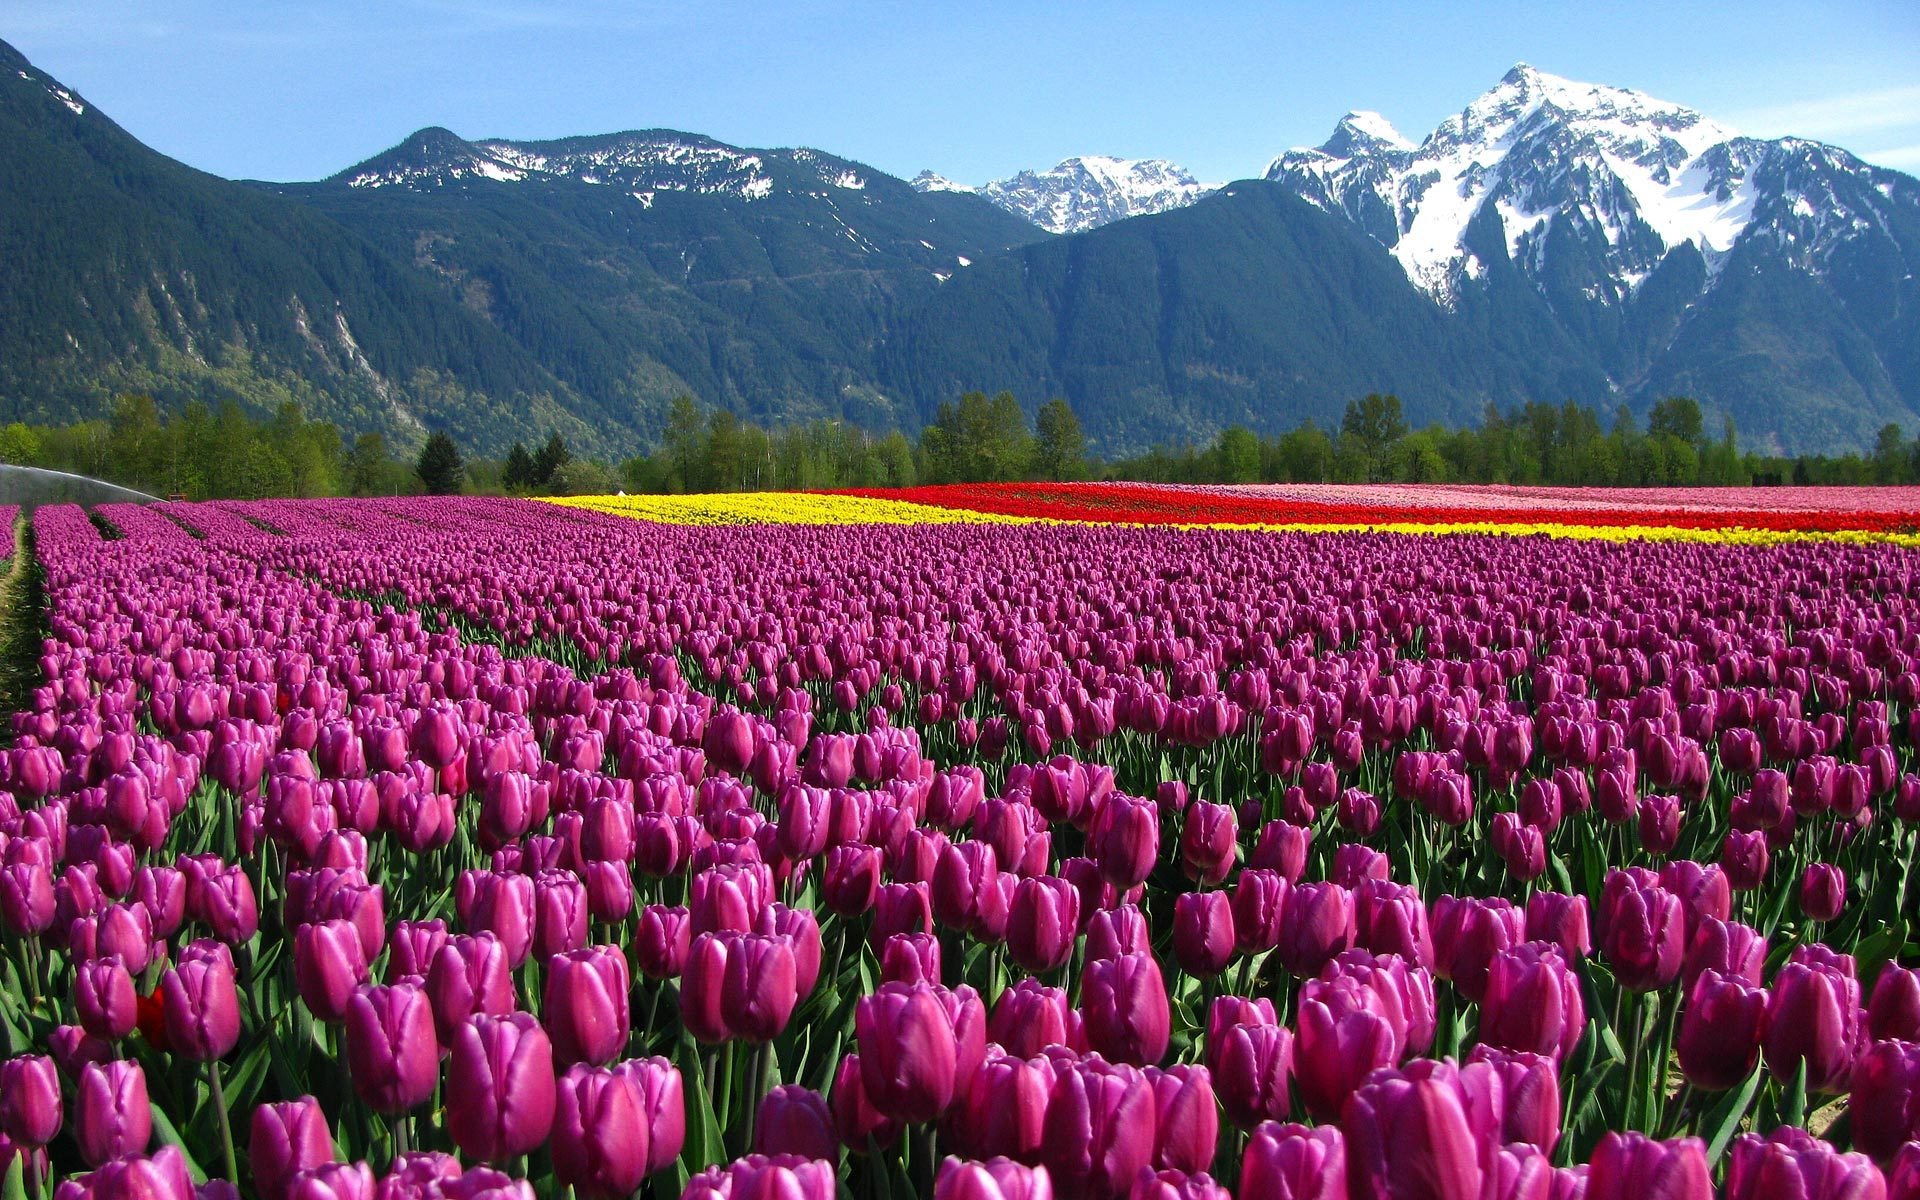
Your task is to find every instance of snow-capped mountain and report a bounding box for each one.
[335,127,881,204]
[1265,64,1919,310]
[914,156,1220,234]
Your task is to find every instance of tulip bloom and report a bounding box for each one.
[1293,974,1404,1123]
[1083,952,1171,1067]
[424,933,516,1046]
[344,983,439,1114]
[1764,952,1861,1094]
[684,1156,837,1200]
[956,1052,1055,1161]
[1583,1133,1710,1200]
[989,980,1083,1058]
[1480,942,1585,1062]
[1432,894,1525,1002]
[160,939,243,1062]
[1179,801,1238,885]
[1868,965,1920,1042]
[1355,880,1433,968]
[250,1097,335,1200]
[544,945,632,1067]
[75,957,139,1041]
[934,1158,1055,1200]
[1172,891,1235,978]
[856,982,985,1123]
[1800,864,1847,922]
[611,1056,687,1174]
[1232,870,1289,955]
[1275,882,1356,979]
[1850,1038,1920,1162]
[1007,877,1080,974]
[75,1059,152,1167]
[1724,1126,1885,1200]
[680,931,801,1045]
[635,904,692,979]
[1240,1123,1344,1200]
[1040,1060,1157,1200]
[1596,872,1685,993]
[755,1085,838,1161]
[445,1013,558,1164]
[1676,970,1767,1090]
[1467,1045,1560,1154]
[1212,1022,1293,1129]
[1524,891,1590,960]
[295,918,371,1023]
[551,1065,651,1199]
[1346,1060,1496,1200]
[1146,1063,1218,1175]
[0,1055,61,1148]
[1088,795,1159,889]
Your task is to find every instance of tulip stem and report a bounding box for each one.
[208,1059,238,1184]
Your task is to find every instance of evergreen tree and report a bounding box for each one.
[1033,398,1089,481]
[503,442,534,489]
[416,432,464,495]
[532,432,571,485]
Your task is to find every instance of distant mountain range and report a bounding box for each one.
[2,38,1914,456]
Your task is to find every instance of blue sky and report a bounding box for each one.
[4,0,1917,184]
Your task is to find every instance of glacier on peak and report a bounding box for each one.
[1257,63,1882,306]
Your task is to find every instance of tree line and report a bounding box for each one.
[4,391,1919,502]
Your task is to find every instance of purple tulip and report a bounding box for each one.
[1584,1133,1710,1200]
[1179,801,1237,885]
[251,1097,336,1200]
[1432,894,1525,1002]
[1800,864,1847,922]
[1240,1122,1344,1200]
[551,1064,650,1199]
[296,918,371,1023]
[1597,871,1685,993]
[1040,1059,1157,1200]
[1145,1063,1218,1175]
[75,957,139,1041]
[1682,917,1766,988]
[160,939,243,1061]
[1868,965,1920,1042]
[684,1155,837,1200]
[424,933,515,1045]
[1725,1126,1887,1200]
[1345,1059,1498,1200]
[75,1059,152,1167]
[345,983,439,1114]
[1172,891,1235,978]
[445,1013,558,1164]
[1293,973,1404,1122]
[755,1085,838,1161]
[618,1057,684,1173]
[544,945,631,1066]
[0,1055,61,1147]
[1467,1045,1560,1153]
[989,980,1083,1058]
[1212,1021,1293,1130]
[1677,969,1768,1090]
[934,1157,1055,1200]
[1088,795,1159,889]
[1764,951,1861,1094]
[1480,942,1585,1062]
[1355,880,1433,968]
[1232,870,1289,954]
[856,982,988,1124]
[1082,952,1171,1067]
[1850,1038,1920,1162]
[1276,882,1356,979]
[1007,876,1080,974]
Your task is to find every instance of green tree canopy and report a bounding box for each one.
[416,431,464,495]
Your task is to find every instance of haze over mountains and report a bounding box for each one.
[2,37,1914,457]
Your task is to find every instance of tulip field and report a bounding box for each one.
[6,483,1920,1200]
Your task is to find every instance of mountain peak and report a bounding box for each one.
[911,170,977,194]
[977,155,1218,233]
[1320,111,1415,158]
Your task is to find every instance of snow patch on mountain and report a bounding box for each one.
[910,171,976,194]
[1267,64,1779,304]
[968,156,1219,234]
